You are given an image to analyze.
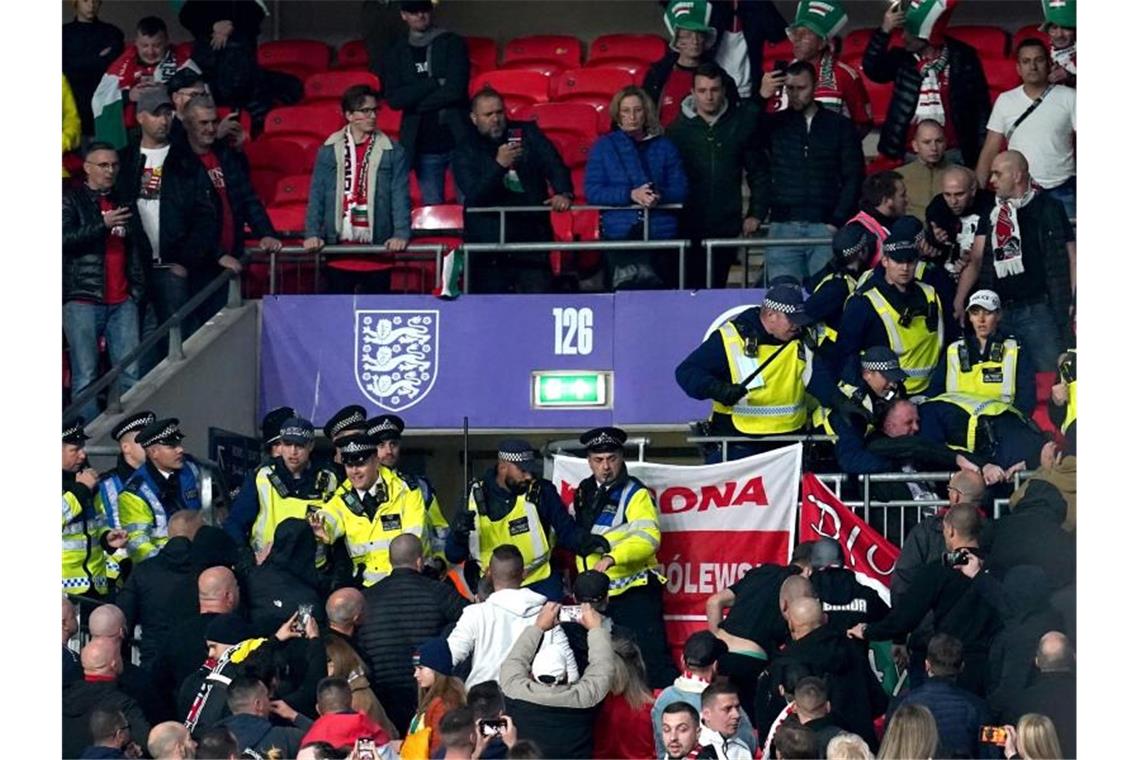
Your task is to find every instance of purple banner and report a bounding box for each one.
[260,291,766,429]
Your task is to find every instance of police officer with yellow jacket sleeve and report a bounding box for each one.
[95,410,155,585]
[310,433,429,587]
[1049,348,1076,452]
[918,393,1047,473]
[926,290,1035,417]
[368,414,452,570]
[117,418,203,564]
[445,439,608,601]
[675,283,838,461]
[62,417,128,600]
[805,224,879,354]
[835,217,957,397]
[572,426,680,689]
[223,417,339,558]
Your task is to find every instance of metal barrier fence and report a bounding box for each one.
[249,243,446,295]
[468,203,683,245]
[703,236,830,288]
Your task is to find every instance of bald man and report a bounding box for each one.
[897,120,951,221]
[925,165,994,279]
[91,603,172,725]
[326,587,367,663]
[148,721,198,760]
[770,595,886,747]
[159,566,244,696]
[999,631,1076,757]
[117,508,204,672]
[62,638,152,758]
[955,149,1075,373]
[63,595,81,686]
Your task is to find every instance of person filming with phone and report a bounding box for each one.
[847,504,1002,696]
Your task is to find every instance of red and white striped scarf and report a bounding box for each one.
[913,46,950,126]
[341,129,377,242]
[990,185,1037,279]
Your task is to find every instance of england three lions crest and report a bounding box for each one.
[355,310,439,412]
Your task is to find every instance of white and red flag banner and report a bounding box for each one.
[552,444,802,654]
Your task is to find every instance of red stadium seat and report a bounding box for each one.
[861,73,893,126]
[982,56,1022,102]
[1012,24,1051,55]
[258,39,332,78]
[866,154,904,174]
[467,36,498,72]
[839,27,902,66]
[502,34,583,70]
[588,34,667,66]
[215,106,252,136]
[266,205,308,237]
[547,132,593,169]
[412,204,464,232]
[336,39,371,69]
[570,167,586,200]
[174,41,195,61]
[390,261,438,294]
[584,59,648,82]
[377,103,402,139]
[947,25,1009,58]
[263,104,344,142]
[408,170,459,208]
[550,209,601,276]
[304,70,381,104]
[554,66,634,103]
[497,60,567,78]
[470,70,552,107]
[530,102,601,139]
[272,174,312,208]
[1032,372,1063,441]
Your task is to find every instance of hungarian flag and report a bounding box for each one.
[92,48,197,149]
[800,473,906,695]
[433,248,463,299]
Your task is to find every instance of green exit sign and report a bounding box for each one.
[532,371,611,409]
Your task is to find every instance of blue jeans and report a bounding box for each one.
[63,299,140,421]
[141,267,191,375]
[1001,301,1064,373]
[1042,176,1076,221]
[762,222,833,285]
[415,150,458,206]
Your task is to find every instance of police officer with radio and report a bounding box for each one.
[368,414,452,570]
[805,224,879,360]
[573,426,679,688]
[926,290,1035,416]
[848,505,1002,696]
[223,417,339,558]
[446,439,606,601]
[835,217,955,397]
[815,346,907,457]
[96,410,156,584]
[322,404,369,477]
[675,283,838,461]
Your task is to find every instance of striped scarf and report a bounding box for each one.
[913,47,950,126]
[990,185,1037,279]
[342,130,377,242]
[1052,44,1076,76]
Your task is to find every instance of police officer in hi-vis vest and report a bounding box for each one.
[805,224,879,357]
[675,283,838,461]
[836,217,955,398]
[918,393,1048,477]
[572,426,680,689]
[95,410,155,585]
[117,418,203,564]
[367,414,452,570]
[63,417,129,602]
[1049,348,1076,451]
[309,432,429,587]
[223,416,339,559]
[446,439,608,601]
[926,289,1035,417]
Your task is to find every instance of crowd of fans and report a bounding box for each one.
[63,0,1078,758]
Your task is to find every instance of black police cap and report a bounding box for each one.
[323,405,368,440]
[579,426,627,453]
[135,418,185,448]
[366,414,405,442]
[62,417,89,445]
[111,410,157,442]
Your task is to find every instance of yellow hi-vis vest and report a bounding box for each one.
[62,490,109,596]
[465,486,552,588]
[1061,348,1076,435]
[711,322,810,434]
[944,338,1021,404]
[576,478,663,598]
[855,261,931,293]
[862,281,943,395]
[928,392,1024,452]
[811,271,858,344]
[251,464,338,567]
[315,467,428,586]
[811,382,871,435]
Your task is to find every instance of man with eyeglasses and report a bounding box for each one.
[79,706,142,758]
[165,68,246,148]
[64,141,148,421]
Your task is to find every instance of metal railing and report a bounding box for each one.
[63,262,245,421]
[467,203,683,245]
[704,236,831,288]
[687,433,837,463]
[248,243,447,295]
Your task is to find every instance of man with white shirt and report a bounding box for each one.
[116,87,217,373]
[975,39,1076,219]
[696,679,751,760]
[446,545,579,687]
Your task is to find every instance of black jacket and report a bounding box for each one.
[769,626,888,747]
[62,679,151,759]
[192,137,276,256]
[357,567,469,735]
[453,120,572,244]
[862,31,991,166]
[505,697,600,760]
[116,536,199,672]
[62,18,125,134]
[986,480,1076,592]
[116,138,220,269]
[382,31,470,161]
[246,518,327,635]
[753,106,864,227]
[720,563,801,655]
[811,567,890,635]
[999,671,1076,759]
[707,0,788,96]
[161,612,219,703]
[180,1,266,107]
[217,712,305,758]
[63,184,148,304]
[889,676,992,758]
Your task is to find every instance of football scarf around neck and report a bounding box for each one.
[342,128,377,242]
[990,185,1037,279]
[913,47,950,126]
[1052,44,1076,76]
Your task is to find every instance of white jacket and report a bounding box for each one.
[698,723,752,760]
[446,587,579,687]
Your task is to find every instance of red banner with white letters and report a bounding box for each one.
[799,472,900,604]
[552,445,801,657]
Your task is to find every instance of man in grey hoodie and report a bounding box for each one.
[501,602,615,759]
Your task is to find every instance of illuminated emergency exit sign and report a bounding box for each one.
[532,371,611,409]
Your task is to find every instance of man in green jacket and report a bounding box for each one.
[667,62,763,289]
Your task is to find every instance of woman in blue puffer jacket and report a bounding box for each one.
[585,86,688,289]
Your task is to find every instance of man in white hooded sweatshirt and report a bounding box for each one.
[446,545,579,688]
